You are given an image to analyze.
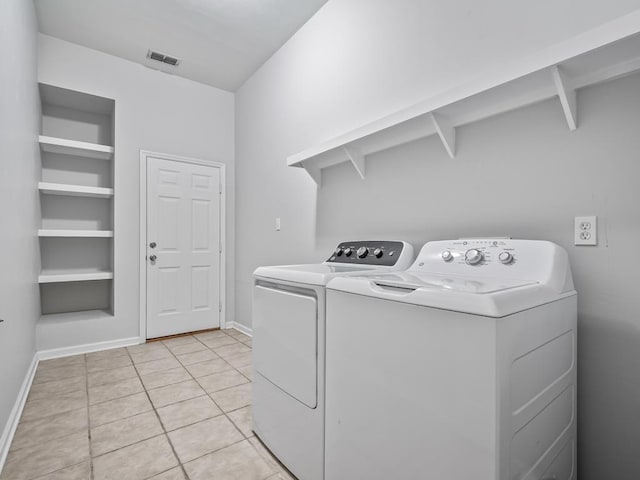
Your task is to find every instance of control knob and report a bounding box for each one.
[356,246,369,258]
[335,247,343,256]
[344,248,353,257]
[441,250,453,262]
[373,248,383,258]
[498,251,514,264]
[465,249,484,265]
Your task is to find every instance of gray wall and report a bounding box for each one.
[0,0,40,459]
[235,1,640,478]
[316,75,640,479]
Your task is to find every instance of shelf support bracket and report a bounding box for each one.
[429,112,456,158]
[343,146,366,180]
[305,165,322,187]
[551,65,577,131]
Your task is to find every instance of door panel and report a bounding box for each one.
[253,285,318,408]
[147,157,221,338]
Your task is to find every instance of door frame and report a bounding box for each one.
[139,150,227,341]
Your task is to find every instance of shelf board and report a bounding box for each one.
[39,135,114,160]
[38,182,113,198]
[287,11,640,186]
[38,269,113,284]
[38,229,113,238]
[40,309,114,323]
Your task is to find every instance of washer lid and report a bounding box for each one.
[327,272,573,318]
[364,272,537,294]
[254,263,380,286]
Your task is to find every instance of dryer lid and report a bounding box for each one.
[254,263,380,286]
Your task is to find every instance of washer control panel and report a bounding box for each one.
[411,239,574,292]
[429,239,517,268]
[327,241,406,266]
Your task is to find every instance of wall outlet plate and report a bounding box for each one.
[574,215,597,245]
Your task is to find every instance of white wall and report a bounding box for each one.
[0,0,40,463]
[235,1,640,479]
[37,35,235,350]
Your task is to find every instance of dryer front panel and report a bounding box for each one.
[253,283,318,408]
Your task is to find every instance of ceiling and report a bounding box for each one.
[35,0,327,91]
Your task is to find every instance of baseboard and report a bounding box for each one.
[225,321,252,337]
[0,353,39,473]
[37,336,141,360]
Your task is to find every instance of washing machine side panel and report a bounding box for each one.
[325,290,498,480]
[496,295,578,480]
[253,283,318,408]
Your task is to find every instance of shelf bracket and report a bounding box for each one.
[305,165,322,187]
[343,146,366,180]
[551,65,577,131]
[429,112,456,159]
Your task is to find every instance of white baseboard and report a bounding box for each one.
[37,336,141,360]
[0,353,39,473]
[225,321,252,337]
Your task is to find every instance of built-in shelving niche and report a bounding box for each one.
[287,14,640,186]
[38,83,115,320]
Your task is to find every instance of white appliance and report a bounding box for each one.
[325,239,577,480]
[252,241,415,480]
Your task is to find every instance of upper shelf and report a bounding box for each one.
[38,182,113,198]
[287,12,640,186]
[39,135,114,160]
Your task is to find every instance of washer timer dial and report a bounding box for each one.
[465,249,484,265]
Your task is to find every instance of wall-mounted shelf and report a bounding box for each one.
[38,182,114,198]
[38,229,113,238]
[287,12,640,186]
[38,269,114,284]
[39,135,114,160]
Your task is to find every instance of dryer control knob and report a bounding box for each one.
[441,250,453,262]
[465,249,484,265]
[344,248,353,257]
[498,251,513,264]
[373,248,383,258]
[335,248,344,256]
[356,247,369,258]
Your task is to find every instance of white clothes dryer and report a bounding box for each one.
[325,239,577,480]
[252,241,414,480]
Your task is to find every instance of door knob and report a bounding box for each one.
[149,242,157,248]
[149,254,157,262]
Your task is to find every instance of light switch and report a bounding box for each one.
[275,217,281,231]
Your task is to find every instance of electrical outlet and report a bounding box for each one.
[574,216,597,246]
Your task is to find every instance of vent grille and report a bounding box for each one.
[147,50,181,66]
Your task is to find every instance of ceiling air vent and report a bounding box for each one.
[147,50,181,66]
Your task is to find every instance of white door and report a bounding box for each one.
[146,156,221,338]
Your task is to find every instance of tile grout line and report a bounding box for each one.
[124,344,190,480]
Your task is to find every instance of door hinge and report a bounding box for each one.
[219,184,222,194]
[219,302,223,312]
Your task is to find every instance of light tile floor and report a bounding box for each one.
[1,329,294,480]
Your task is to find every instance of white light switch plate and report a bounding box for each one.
[275,217,281,231]
[574,215,597,245]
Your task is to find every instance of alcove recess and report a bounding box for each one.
[38,83,115,321]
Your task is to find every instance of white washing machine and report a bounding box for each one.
[325,239,577,480]
[252,241,415,480]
